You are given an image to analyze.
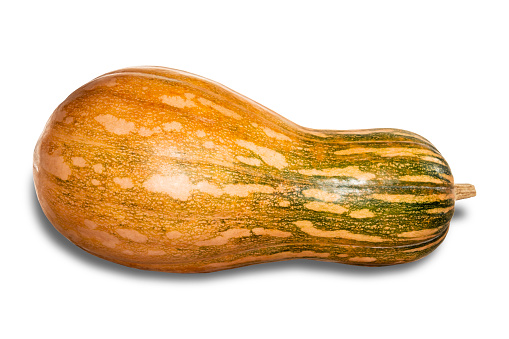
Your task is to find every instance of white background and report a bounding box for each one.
[2,1,507,338]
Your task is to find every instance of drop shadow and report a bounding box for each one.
[452,206,467,221]
[31,176,441,281]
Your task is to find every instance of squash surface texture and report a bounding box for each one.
[33,67,474,273]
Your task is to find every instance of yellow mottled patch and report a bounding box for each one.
[40,153,71,180]
[252,228,292,237]
[305,130,330,138]
[297,166,375,180]
[370,193,453,203]
[397,227,441,239]
[144,174,192,200]
[203,141,215,149]
[196,228,251,246]
[293,220,385,242]
[103,78,117,87]
[197,98,242,120]
[92,164,104,174]
[399,175,445,184]
[421,156,447,165]
[348,257,377,263]
[64,116,74,124]
[334,147,434,156]
[222,184,275,197]
[194,181,223,197]
[91,179,101,185]
[84,219,98,229]
[206,251,330,269]
[279,200,291,207]
[304,201,348,214]
[95,114,136,135]
[143,174,275,201]
[426,206,454,214]
[162,121,182,132]
[196,130,206,138]
[77,227,120,248]
[66,230,81,242]
[350,209,375,218]
[262,127,292,141]
[334,128,398,136]
[392,131,431,143]
[236,156,262,166]
[116,229,148,243]
[166,231,182,239]
[113,177,134,189]
[147,250,166,256]
[160,95,196,108]
[71,157,87,167]
[302,189,342,202]
[138,126,162,136]
[334,147,445,165]
[235,140,288,169]
[53,109,67,122]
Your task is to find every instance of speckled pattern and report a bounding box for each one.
[33,67,455,273]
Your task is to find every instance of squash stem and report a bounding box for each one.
[454,184,476,200]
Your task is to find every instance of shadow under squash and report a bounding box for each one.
[452,205,467,220]
[31,176,447,281]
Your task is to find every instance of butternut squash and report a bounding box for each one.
[33,67,475,273]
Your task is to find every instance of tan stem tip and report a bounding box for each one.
[454,184,476,201]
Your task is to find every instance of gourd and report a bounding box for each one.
[33,66,475,273]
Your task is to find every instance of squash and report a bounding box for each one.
[33,66,475,273]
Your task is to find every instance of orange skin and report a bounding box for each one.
[34,67,457,273]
